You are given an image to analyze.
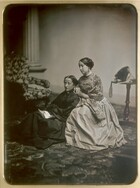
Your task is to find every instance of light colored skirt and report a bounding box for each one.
[65,97,127,150]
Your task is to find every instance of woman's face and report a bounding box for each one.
[64,78,75,92]
[79,61,90,76]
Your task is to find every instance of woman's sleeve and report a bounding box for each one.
[47,92,79,120]
[51,92,63,105]
[88,76,103,100]
[47,92,63,111]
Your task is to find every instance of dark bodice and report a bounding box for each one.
[52,90,79,108]
[47,90,79,121]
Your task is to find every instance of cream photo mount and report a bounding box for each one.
[0,1,139,188]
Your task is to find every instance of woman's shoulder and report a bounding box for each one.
[54,90,76,99]
[79,75,85,80]
[68,91,79,102]
[54,91,66,98]
[79,73,100,80]
[58,90,66,96]
[51,90,66,103]
[92,73,102,81]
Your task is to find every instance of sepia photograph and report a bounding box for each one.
[2,3,137,185]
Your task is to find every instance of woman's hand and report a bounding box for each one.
[74,87,89,99]
[74,87,81,95]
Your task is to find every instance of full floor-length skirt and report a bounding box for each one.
[65,97,126,150]
[18,111,65,149]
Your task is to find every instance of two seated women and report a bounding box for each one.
[18,57,126,150]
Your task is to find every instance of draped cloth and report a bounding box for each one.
[65,97,127,151]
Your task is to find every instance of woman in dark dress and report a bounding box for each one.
[18,75,79,149]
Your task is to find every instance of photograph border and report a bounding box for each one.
[0,0,139,188]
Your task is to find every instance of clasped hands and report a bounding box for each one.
[74,87,89,99]
[74,87,81,95]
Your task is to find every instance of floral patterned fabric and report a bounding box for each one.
[23,84,51,100]
[4,53,51,101]
[79,73,104,101]
[4,54,29,83]
[23,77,51,100]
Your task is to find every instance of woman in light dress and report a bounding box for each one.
[65,57,126,151]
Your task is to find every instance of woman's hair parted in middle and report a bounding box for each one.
[79,57,94,69]
[64,75,78,86]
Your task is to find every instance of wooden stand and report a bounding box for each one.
[123,83,131,121]
[111,80,136,122]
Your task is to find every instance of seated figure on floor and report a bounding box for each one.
[65,57,127,151]
[18,75,79,149]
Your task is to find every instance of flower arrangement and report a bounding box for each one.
[4,52,51,100]
[4,52,30,83]
[23,77,51,100]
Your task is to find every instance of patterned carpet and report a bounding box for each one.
[4,104,137,185]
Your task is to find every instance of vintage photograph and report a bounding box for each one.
[3,3,137,185]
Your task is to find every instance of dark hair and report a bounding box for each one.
[79,57,94,69]
[64,75,78,86]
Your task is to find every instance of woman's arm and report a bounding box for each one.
[47,91,79,120]
[74,87,89,99]
[88,76,103,100]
